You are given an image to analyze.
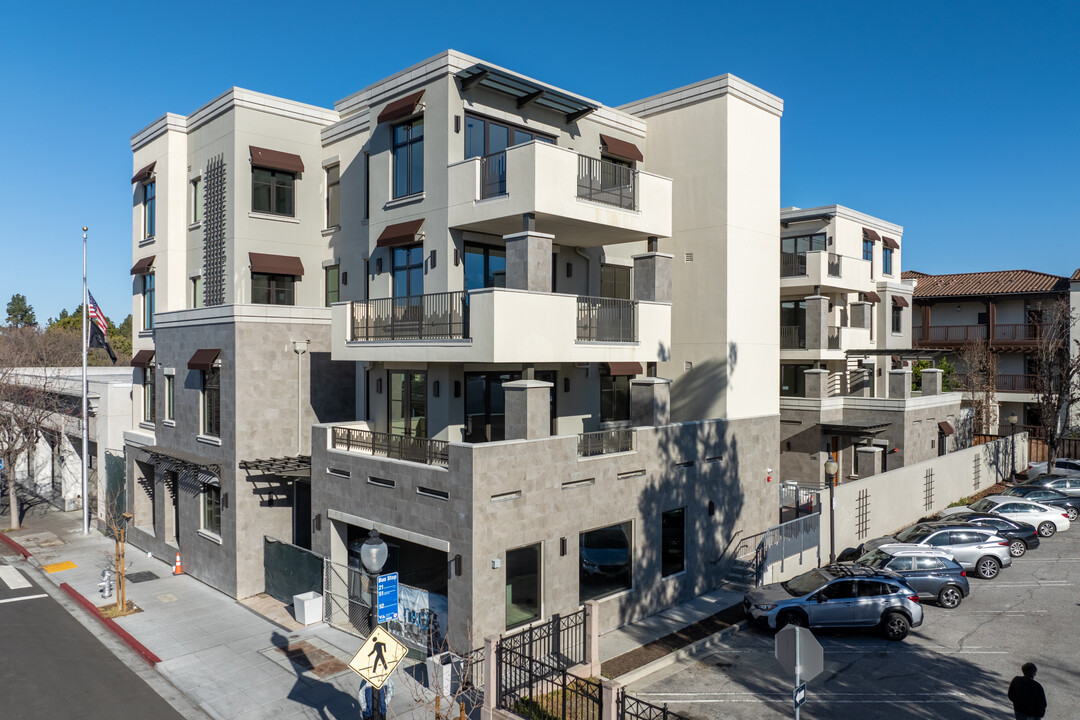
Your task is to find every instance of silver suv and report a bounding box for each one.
[860,522,1012,579]
[743,564,924,641]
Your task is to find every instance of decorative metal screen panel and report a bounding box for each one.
[855,489,871,539]
[924,468,935,511]
[203,154,227,306]
[973,454,981,492]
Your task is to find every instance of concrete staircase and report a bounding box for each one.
[721,558,759,592]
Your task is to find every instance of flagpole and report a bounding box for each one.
[82,226,89,535]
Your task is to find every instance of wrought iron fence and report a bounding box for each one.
[331,426,450,467]
[462,646,486,690]
[828,252,842,277]
[780,325,806,349]
[497,645,601,720]
[576,296,636,342]
[620,691,692,720]
[578,428,635,457]
[577,155,636,210]
[780,252,807,278]
[500,608,587,669]
[351,292,468,341]
[481,151,507,199]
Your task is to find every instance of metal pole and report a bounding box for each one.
[1010,422,1016,482]
[794,626,802,720]
[828,473,836,564]
[81,226,89,535]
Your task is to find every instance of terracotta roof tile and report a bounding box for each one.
[902,270,930,279]
[912,270,1070,299]
[1072,268,1080,281]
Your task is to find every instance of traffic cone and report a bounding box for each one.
[173,553,183,575]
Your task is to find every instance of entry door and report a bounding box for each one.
[389,371,427,438]
[464,371,522,442]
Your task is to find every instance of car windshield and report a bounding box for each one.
[969,498,996,513]
[782,569,830,596]
[857,549,891,568]
[895,525,933,542]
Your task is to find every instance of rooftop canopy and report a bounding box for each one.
[455,64,600,124]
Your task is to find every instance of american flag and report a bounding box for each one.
[87,291,108,336]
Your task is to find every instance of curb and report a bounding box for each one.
[0,531,32,558]
[612,619,746,687]
[59,582,163,667]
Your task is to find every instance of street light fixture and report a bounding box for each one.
[1008,412,1019,483]
[360,528,388,631]
[824,458,839,564]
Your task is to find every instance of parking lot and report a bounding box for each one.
[627,524,1080,719]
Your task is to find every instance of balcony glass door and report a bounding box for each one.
[464,371,522,442]
[389,371,427,438]
[464,243,507,290]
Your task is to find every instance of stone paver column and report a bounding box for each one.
[503,379,553,440]
[848,367,872,397]
[630,377,671,427]
[889,368,911,399]
[804,368,829,399]
[921,368,943,396]
[504,231,554,293]
[481,634,499,720]
[804,295,829,350]
[632,252,673,303]
[850,301,871,329]
[856,445,882,478]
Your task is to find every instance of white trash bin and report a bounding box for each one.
[293,591,323,626]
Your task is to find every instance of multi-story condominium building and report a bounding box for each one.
[777,206,967,486]
[124,50,783,650]
[905,268,1077,432]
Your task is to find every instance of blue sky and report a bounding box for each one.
[1,1,1076,325]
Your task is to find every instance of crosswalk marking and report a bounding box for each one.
[0,565,32,590]
[0,594,48,605]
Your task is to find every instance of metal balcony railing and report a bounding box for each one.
[827,326,841,349]
[780,325,806,349]
[331,426,449,467]
[577,296,637,342]
[780,252,807,278]
[993,323,1041,343]
[480,151,506,199]
[351,292,468,341]
[828,253,841,277]
[577,156,636,210]
[578,428,635,457]
[913,324,989,344]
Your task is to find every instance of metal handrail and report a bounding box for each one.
[576,155,636,210]
[480,151,507,199]
[331,426,449,466]
[780,325,806,349]
[351,292,468,341]
[578,428,635,456]
[576,296,637,342]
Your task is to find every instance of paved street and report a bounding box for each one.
[628,528,1080,719]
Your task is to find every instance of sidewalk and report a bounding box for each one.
[1,505,439,720]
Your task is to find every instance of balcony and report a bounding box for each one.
[447,141,672,244]
[332,290,670,365]
[781,325,806,349]
[913,323,1041,349]
[955,373,1036,394]
[779,250,872,293]
[331,426,449,467]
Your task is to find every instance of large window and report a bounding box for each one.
[389,370,426,438]
[393,118,424,198]
[780,233,826,255]
[892,306,903,333]
[326,164,340,228]
[863,239,873,262]
[464,371,521,442]
[252,167,295,216]
[463,243,506,290]
[143,181,156,239]
[252,273,295,305]
[325,265,340,306]
[202,366,220,437]
[780,364,814,397]
[464,114,554,159]
[165,374,175,421]
[202,480,221,536]
[142,273,155,330]
[661,508,685,577]
[600,372,631,424]
[580,521,632,602]
[143,366,156,423]
[192,276,202,308]
[392,245,424,298]
[600,264,631,300]
[505,544,541,629]
[883,248,893,275]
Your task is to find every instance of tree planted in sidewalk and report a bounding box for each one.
[1031,299,1080,468]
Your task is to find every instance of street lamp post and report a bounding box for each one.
[825,458,839,563]
[1008,412,1019,483]
[359,528,388,632]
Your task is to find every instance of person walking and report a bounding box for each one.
[1008,662,1047,720]
[358,676,395,720]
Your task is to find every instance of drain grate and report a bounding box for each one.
[126,571,160,584]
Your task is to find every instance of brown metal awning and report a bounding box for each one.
[863,291,882,303]
[377,90,425,124]
[862,227,881,242]
[819,421,891,437]
[938,421,956,437]
[131,162,156,184]
[249,146,305,174]
[892,295,910,307]
[131,350,155,368]
[604,362,643,376]
[599,134,644,162]
[130,255,155,275]
[239,455,312,479]
[249,252,304,276]
[188,348,221,371]
[376,219,425,248]
[142,445,221,475]
[882,236,900,250]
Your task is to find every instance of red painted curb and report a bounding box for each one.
[59,582,162,666]
[0,532,32,558]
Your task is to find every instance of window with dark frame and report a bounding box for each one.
[892,305,903,333]
[252,166,295,216]
[191,177,202,224]
[463,243,506,290]
[202,366,220,437]
[505,544,541,629]
[326,164,340,228]
[661,508,685,577]
[363,152,370,219]
[579,521,633,602]
[600,264,631,300]
[202,481,221,536]
[883,248,893,275]
[143,180,156,238]
[600,371,631,423]
[143,366,156,423]
[142,273,155,330]
[192,276,202,308]
[464,114,555,160]
[165,374,175,421]
[393,117,424,198]
[252,273,295,305]
[863,239,873,262]
[392,244,424,298]
[325,265,340,306]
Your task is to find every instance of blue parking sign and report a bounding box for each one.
[376,572,399,624]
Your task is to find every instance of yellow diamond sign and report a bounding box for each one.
[350,626,408,688]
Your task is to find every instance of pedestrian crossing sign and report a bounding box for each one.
[350,626,408,688]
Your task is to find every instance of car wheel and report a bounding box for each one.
[976,556,1001,579]
[881,612,910,641]
[1067,507,1078,522]
[777,611,806,630]
[937,585,963,609]
[1038,521,1057,538]
[1009,539,1027,557]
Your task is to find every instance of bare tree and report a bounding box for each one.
[956,339,997,434]
[0,327,69,530]
[1031,299,1080,468]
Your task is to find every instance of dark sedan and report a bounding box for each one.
[1021,474,1080,498]
[1001,485,1080,522]
[938,511,1041,557]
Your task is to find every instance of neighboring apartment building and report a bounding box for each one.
[777,206,968,486]
[127,50,783,650]
[905,269,1076,432]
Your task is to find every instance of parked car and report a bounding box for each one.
[1000,485,1080,521]
[854,545,970,608]
[1025,458,1080,479]
[743,564,923,641]
[1021,473,1080,498]
[859,522,1013,579]
[941,496,1071,537]
[936,511,1041,557]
